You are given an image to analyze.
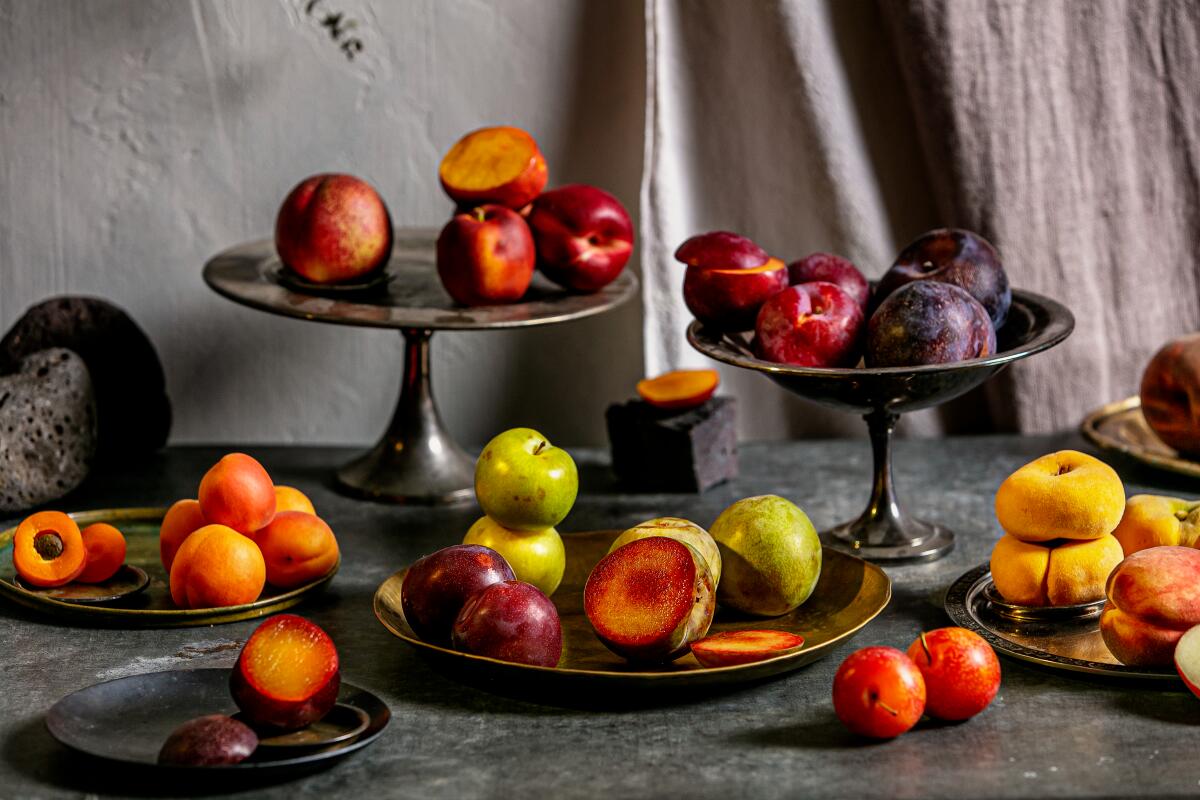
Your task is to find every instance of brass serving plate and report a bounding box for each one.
[944,563,1178,681]
[1081,396,1200,479]
[0,508,338,627]
[374,530,891,691]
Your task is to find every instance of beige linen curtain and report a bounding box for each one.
[641,0,1200,439]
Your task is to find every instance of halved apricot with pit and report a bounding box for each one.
[13,510,87,587]
[439,126,548,210]
[637,369,720,410]
[77,523,126,584]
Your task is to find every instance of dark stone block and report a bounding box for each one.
[0,348,97,513]
[1,296,171,461]
[606,397,737,493]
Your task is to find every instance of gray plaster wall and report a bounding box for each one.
[0,0,646,447]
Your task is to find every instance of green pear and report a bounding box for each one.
[709,495,821,617]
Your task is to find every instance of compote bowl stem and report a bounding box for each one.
[821,408,955,563]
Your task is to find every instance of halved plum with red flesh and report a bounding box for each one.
[583,536,715,663]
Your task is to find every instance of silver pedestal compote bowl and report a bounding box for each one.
[687,288,1074,563]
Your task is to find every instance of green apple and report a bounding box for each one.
[709,495,821,617]
[474,427,578,531]
[463,516,565,596]
[608,517,722,586]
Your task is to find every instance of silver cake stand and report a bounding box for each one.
[204,228,637,504]
[688,288,1073,563]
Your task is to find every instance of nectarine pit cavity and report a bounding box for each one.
[33,531,63,560]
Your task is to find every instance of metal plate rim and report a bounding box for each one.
[944,563,1179,681]
[1080,395,1200,480]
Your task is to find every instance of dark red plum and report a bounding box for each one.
[866,281,997,367]
[451,580,563,667]
[158,715,258,766]
[401,545,515,643]
[874,228,1011,327]
[756,282,864,367]
[788,253,869,310]
[675,231,770,270]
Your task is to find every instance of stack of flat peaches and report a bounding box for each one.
[677,227,1011,368]
[270,125,635,307]
[986,447,1200,688]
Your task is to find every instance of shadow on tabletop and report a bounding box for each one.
[1,714,351,797]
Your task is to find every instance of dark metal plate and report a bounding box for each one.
[374,530,891,692]
[236,703,370,751]
[46,669,389,771]
[14,564,150,604]
[944,563,1178,681]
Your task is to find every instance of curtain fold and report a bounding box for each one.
[642,0,1200,439]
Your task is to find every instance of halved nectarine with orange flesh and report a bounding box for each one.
[198,453,277,536]
[584,536,715,663]
[637,370,720,410]
[77,523,126,584]
[13,511,86,587]
[231,614,340,730]
[682,258,789,330]
[160,499,208,572]
[690,630,805,667]
[439,126,548,210]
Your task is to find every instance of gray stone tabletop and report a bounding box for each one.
[3,434,1199,799]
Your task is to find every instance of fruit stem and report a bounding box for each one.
[532,440,547,456]
[877,699,899,717]
[920,631,931,662]
[473,207,486,223]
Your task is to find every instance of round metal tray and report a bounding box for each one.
[375,529,891,693]
[0,508,338,627]
[944,563,1178,681]
[1081,396,1200,480]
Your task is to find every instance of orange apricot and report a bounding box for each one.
[13,511,87,588]
[636,369,720,410]
[198,453,276,535]
[77,523,127,584]
[160,499,208,572]
[255,512,339,589]
[170,524,266,609]
[273,485,316,516]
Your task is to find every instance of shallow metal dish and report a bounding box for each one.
[374,530,891,692]
[944,563,1177,681]
[46,669,388,772]
[0,508,338,627]
[1081,396,1200,480]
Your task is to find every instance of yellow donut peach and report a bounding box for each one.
[994,450,1125,543]
[990,533,1124,607]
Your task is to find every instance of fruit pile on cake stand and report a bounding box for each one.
[205,126,638,504]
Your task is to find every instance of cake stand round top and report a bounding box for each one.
[202,227,638,331]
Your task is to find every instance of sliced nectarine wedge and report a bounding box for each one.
[637,369,720,410]
[690,630,805,667]
[584,537,715,663]
[439,126,548,210]
[230,614,340,730]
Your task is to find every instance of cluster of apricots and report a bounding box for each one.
[161,453,339,609]
[12,511,127,588]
